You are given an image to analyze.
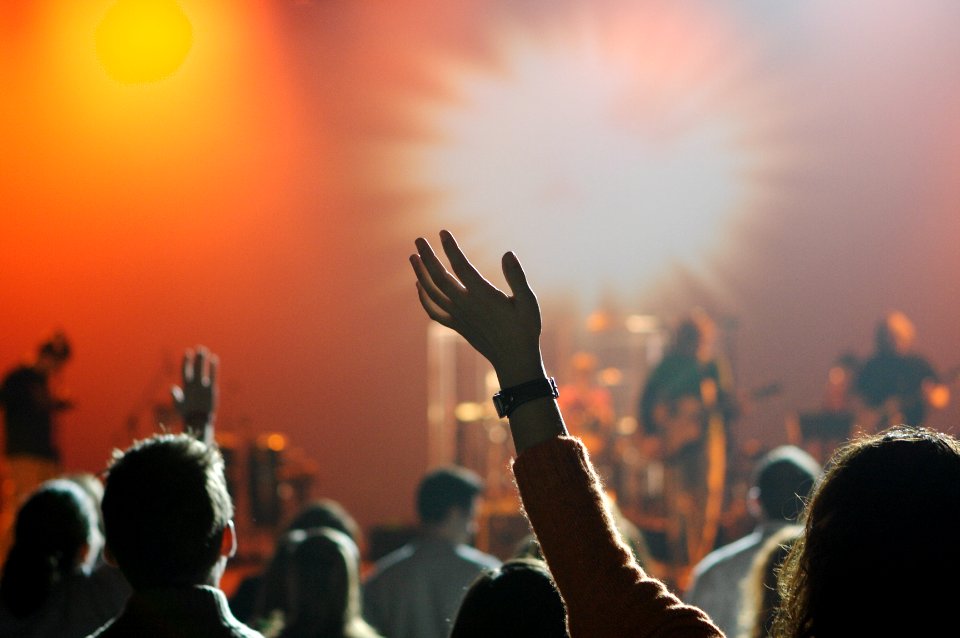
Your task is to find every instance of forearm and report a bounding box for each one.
[513,438,721,638]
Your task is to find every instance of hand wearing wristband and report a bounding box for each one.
[410,231,567,452]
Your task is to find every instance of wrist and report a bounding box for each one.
[493,354,546,389]
[182,411,212,427]
[493,377,559,419]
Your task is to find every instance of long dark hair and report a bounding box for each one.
[275,528,381,638]
[774,426,960,637]
[0,480,97,617]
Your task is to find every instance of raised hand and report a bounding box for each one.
[410,230,545,388]
[171,346,218,444]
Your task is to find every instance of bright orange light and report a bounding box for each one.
[264,433,288,452]
[95,0,193,84]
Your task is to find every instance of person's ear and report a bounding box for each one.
[220,520,237,558]
[103,544,118,567]
[747,486,762,519]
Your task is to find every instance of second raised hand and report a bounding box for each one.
[410,230,546,388]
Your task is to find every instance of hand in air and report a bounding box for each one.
[171,346,218,440]
[410,230,544,387]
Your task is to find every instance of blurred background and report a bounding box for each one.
[3,0,960,542]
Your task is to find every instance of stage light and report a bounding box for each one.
[96,0,193,84]
[380,7,785,299]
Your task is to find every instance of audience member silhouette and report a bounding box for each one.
[1,332,74,533]
[62,473,131,613]
[238,500,364,626]
[738,525,801,638]
[686,446,820,636]
[773,425,960,637]
[87,347,259,637]
[449,558,567,638]
[410,231,720,636]
[363,466,500,638]
[264,528,381,638]
[0,479,121,638]
[86,433,259,638]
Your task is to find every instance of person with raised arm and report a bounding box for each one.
[410,230,721,638]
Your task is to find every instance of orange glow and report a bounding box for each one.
[264,433,288,452]
[96,0,193,84]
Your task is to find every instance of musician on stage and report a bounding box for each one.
[638,310,736,572]
[0,332,74,558]
[0,332,74,505]
[854,310,949,430]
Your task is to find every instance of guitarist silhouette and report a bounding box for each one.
[639,310,736,573]
[854,311,950,431]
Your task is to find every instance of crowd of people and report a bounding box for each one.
[1,231,958,637]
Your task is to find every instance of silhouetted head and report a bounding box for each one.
[1,480,100,617]
[450,558,567,638]
[672,309,716,361]
[775,426,960,637]
[36,331,71,373]
[276,528,379,638]
[875,311,915,355]
[285,499,361,548]
[751,446,821,522]
[101,434,234,589]
[416,467,483,542]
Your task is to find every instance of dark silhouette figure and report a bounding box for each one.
[775,425,960,637]
[450,558,567,638]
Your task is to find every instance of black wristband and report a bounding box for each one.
[492,377,559,419]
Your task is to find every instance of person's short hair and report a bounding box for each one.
[101,434,233,589]
[752,446,821,522]
[416,467,483,525]
[450,558,567,638]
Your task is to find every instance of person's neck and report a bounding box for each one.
[422,524,468,546]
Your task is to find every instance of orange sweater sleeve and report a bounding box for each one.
[512,436,723,638]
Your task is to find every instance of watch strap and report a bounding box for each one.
[492,377,559,419]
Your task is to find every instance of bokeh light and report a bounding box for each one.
[96,0,193,84]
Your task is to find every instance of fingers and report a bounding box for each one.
[411,254,455,314]
[205,351,219,389]
[416,282,457,329]
[192,347,206,386]
[439,230,496,294]
[182,349,194,383]
[183,347,217,388]
[501,251,537,306]
[415,236,466,300]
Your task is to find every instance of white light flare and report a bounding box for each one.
[380,8,784,299]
